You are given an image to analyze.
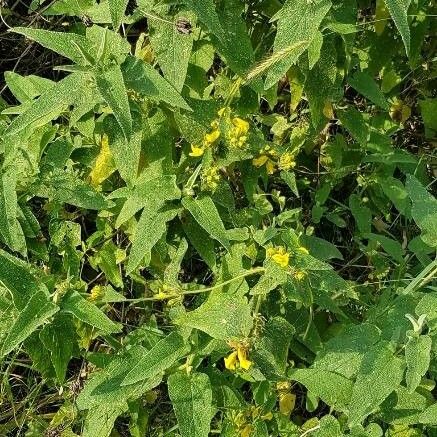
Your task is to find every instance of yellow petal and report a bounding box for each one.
[232,117,250,135]
[237,347,252,370]
[293,270,307,281]
[240,425,253,437]
[224,351,238,370]
[297,246,309,255]
[272,252,289,268]
[266,159,276,175]
[89,134,116,187]
[279,392,296,416]
[204,129,220,144]
[252,155,269,167]
[189,145,204,157]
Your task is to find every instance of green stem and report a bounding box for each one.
[126,267,265,303]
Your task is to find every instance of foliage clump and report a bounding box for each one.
[0,0,436,436]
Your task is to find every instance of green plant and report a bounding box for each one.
[0,0,436,435]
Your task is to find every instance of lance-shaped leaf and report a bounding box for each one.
[4,72,86,139]
[0,169,26,254]
[61,291,121,334]
[149,11,195,92]
[176,291,253,341]
[11,27,93,64]
[265,0,332,89]
[122,332,188,385]
[384,0,411,56]
[122,55,191,111]
[108,0,129,30]
[96,64,132,140]
[0,288,59,358]
[182,195,230,250]
[348,341,406,426]
[168,372,214,437]
[104,112,142,186]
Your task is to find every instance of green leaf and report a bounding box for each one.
[127,205,180,274]
[103,112,141,185]
[383,0,411,56]
[0,169,26,254]
[122,332,188,385]
[176,291,253,341]
[149,11,195,92]
[415,293,437,330]
[405,175,437,247]
[82,404,126,437]
[39,169,110,210]
[122,55,191,111]
[4,73,86,139]
[168,372,214,437]
[349,194,372,234]
[405,334,431,393]
[77,346,162,409]
[212,0,255,77]
[348,342,406,426]
[4,71,54,103]
[11,27,92,64]
[96,65,132,140]
[182,195,230,250]
[419,403,437,425]
[337,107,368,146]
[0,248,46,309]
[61,290,121,334]
[182,214,216,270]
[184,0,224,41]
[289,368,353,411]
[39,315,76,383]
[313,323,381,379]
[108,0,128,29]
[253,317,295,379]
[348,72,389,110]
[265,0,332,89]
[0,288,59,358]
[364,233,404,264]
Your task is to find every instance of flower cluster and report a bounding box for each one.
[88,285,104,301]
[277,381,296,416]
[224,342,252,371]
[231,406,273,437]
[266,246,290,268]
[188,108,251,157]
[227,117,250,149]
[189,127,220,157]
[201,165,220,192]
[253,146,296,174]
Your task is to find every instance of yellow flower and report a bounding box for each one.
[204,129,220,144]
[218,107,228,117]
[279,152,296,171]
[267,246,290,268]
[293,270,307,281]
[260,411,273,421]
[297,246,309,255]
[279,392,296,416]
[201,166,220,192]
[228,117,250,149]
[189,145,204,157]
[232,117,249,136]
[89,285,104,301]
[252,155,269,167]
[237,346,252,370]
[224,351,238,370]
[265,159,276,175]
[240,425,253,437]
